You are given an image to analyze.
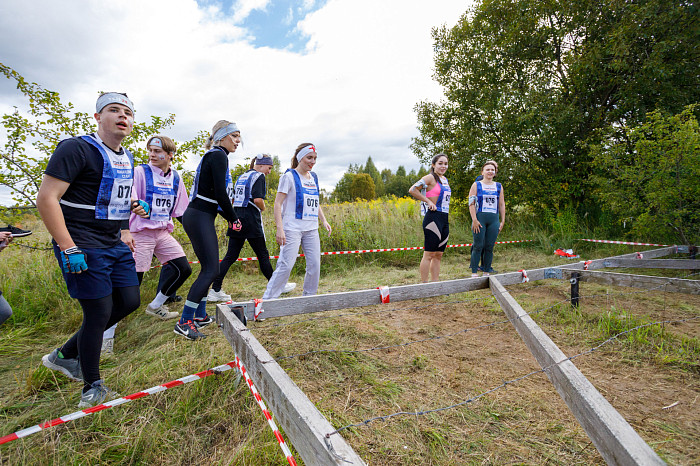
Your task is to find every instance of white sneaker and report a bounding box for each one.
[145,304,180,320]
[282,282,297,294]
[101,338,114,354]
[207,288,231,302]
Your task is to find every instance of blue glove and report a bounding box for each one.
[131,199,151,217]
[61,247,88,273]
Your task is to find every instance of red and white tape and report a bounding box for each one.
[237,356,297,466]
[578,239,670,247]
[0,361,236,445]
[0,359,297,465]
[518,269,529,283]
[152,240,534,269]
[377,286,390,303]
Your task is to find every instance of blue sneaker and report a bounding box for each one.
[42,349,82,382]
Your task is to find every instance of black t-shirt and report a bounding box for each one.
[44,135,130,248]
[187,146,237,223]
[228,174,266,238]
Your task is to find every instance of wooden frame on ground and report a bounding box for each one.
[218,245,694,464]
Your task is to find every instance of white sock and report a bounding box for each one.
[148,292,170,309]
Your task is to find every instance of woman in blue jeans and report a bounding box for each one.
[468,161,505,277]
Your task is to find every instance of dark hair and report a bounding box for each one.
[430,153,448,184]
[291,143,314,169]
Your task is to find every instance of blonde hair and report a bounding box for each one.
[205,120,232,150]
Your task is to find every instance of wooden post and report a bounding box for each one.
[489,277,665,465]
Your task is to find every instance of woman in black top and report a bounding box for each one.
[174,120,241,340]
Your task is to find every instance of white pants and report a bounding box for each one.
[104,323,117,339]
[263,229,321,299]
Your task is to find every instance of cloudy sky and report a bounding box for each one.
[0,0,471,205]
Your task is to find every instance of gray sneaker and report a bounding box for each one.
[78,379,118,408]
[42,349,82,382]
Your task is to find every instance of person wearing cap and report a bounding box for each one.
[255,143,331,320]
[101,135,192,351]
[174,120,242,340]
[36,92,148,407]
[209,154,296,302]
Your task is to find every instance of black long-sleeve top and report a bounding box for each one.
[187,146,237,223]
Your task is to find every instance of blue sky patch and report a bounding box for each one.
[196,0,328,52]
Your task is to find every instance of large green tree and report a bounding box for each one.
[413,0,699,216]
[591,105,700,244]
[0,63,202,207]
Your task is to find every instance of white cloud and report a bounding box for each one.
[0,0,470,198]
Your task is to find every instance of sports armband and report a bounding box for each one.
[468,195,478,206]
[413,179,427,189]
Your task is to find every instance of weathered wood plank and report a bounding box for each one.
[601,258,700,269]
[216,304,367,466]
[489,278,665,466]
[559,269,699,295]
[229,247,680,321]
[242,277,491,320]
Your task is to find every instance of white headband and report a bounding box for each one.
[96,92,134,113]
[296,144,316,162]
[149,137,163,148]
[212,123,240,143]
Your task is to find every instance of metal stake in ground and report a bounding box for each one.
[570,272,580,307]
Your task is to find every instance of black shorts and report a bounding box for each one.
[422,210,449,252]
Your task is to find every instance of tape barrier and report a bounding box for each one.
[236,356,297,466]
[1,359,297,466]
[578,239,671,247]
[151,239,535,270]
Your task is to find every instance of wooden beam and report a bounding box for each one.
[229,247,682,321]
[215,304,367,466]
[600,258,700,270]
[238,277,490,320]
[559,269,699,295]
[489,278,665,465]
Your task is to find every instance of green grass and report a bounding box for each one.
[0,203,698,464]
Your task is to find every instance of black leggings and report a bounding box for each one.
[136,257,191,297]
[182,208,220,303]
[212,236,272,291]
[59,286,140,389]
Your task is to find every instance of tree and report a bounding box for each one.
[385,165,413,198]
[0,63,197,207]
[591,105,700,244]
[332,172,376,202]
[412,0,699,217]
[360,156,384,197]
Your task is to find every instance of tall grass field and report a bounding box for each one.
[0,199,698,465]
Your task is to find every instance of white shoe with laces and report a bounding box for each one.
[207,288,231,302]
[145,304,179,320]
[282,282,297,294]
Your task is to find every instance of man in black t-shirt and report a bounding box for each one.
[37,92,147,408]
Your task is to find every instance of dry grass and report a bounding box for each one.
[0,214,698,464]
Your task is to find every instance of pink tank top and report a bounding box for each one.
[425,182,441,197]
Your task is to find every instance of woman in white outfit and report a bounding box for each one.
[259,143,331,315]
